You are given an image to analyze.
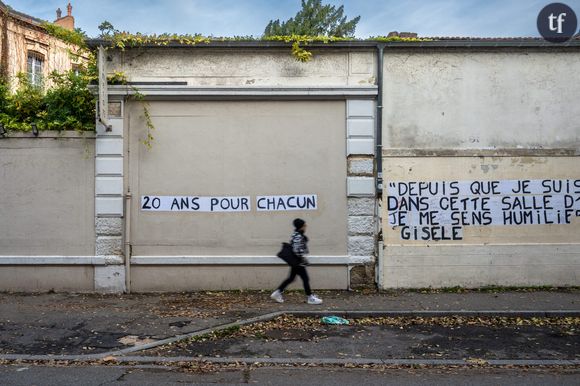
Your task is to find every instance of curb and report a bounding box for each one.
[1,354,579,368]
[1,309,578,365]
[286,310,580,318]
[109,311,286,356]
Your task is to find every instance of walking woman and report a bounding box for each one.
[271,218,323,305]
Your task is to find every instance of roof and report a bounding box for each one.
[86,36,580,50]
[0,0,46,27]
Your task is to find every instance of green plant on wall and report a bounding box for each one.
[371,35,432,43]
[0,74,45,131]
[0,70,95,133]
[11,73,44,120]
[132,89,155,149]
[44,71,95,131]
[103,70,156,149]
[98,31,432,63]
[0,81,10,114]
[0,22,95,133]
[42,22,88,49]
[28,19,434,147]
[110,32,211,50]
[264,34,350,62]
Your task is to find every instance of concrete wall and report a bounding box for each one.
[0,132,97,291]
[382,51,580,149]
[128,100,348,257]
[131,265,348,292]
[381,154,580,288]
[102,47,379,291]
[5,46,579,291]
[0,133,95,255]
[380,50,580,288]
[111,48,376,87]
[0,266,94,292]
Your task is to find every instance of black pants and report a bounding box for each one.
[277,265,312,296]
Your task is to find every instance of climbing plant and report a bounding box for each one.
[101,31,433,62]
[264,35,350,62]
[42,22,88,49]
[110,32,210,50]
[0,70,95,132]
[0,21,434,142]
[371,35,432,43]
[133,90,155,149]
[43,71,95,131]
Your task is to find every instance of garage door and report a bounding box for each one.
[128,100,347,258]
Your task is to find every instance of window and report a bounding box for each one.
[71,64,81,76]
[27,52,44,87]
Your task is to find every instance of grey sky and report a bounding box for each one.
[8,0,580,38]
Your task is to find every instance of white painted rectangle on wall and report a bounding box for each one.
[347,118,374,137]
[96,138,123,156]
[96,157,123,175]
[141,196,251,212]
[347,100,375,117]
[96,176,123,195]
[96,196,124,216]
[347,177,375,196]
[256,195,317,211]
[347,138,374,155]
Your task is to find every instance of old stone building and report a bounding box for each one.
[0,1,82,90]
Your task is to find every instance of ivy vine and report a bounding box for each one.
[263,35,350,62]
[0,23,95,134]
[41,23,88,48]
[100,32,433,62]
[371,35,433,43]
[105,71,155,149]
[132,90,155,149]
[0,71,95,133]
[110,32,211,50]
[1,24,434,144]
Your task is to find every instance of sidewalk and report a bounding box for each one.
[0,289,578,356]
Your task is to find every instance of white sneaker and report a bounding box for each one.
[307,294,323,305]
[270,290,284,303]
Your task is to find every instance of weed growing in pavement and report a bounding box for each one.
[399,286,579,294]
[188,325,241,343]
[165,315,579,348]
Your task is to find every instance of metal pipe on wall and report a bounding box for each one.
[375,43,385,192]
[124,192,132,293]
[374,44,385,287]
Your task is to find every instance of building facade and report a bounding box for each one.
[0,38,579,292]
[0,1,81,89]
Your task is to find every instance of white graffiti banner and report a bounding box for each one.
[140,194,319,212]
[386,179,580,241]
[256,194,317,211]
[141,196,251,212]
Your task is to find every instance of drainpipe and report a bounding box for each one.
[375,43,385,287]
[124,191,132,293]
[376,43,385,192]
[123,97,131,293]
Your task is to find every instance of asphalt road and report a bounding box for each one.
[147,316,579,361]
[1,365,579,385]
[2,290,578,385]
[2,290,578,356]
